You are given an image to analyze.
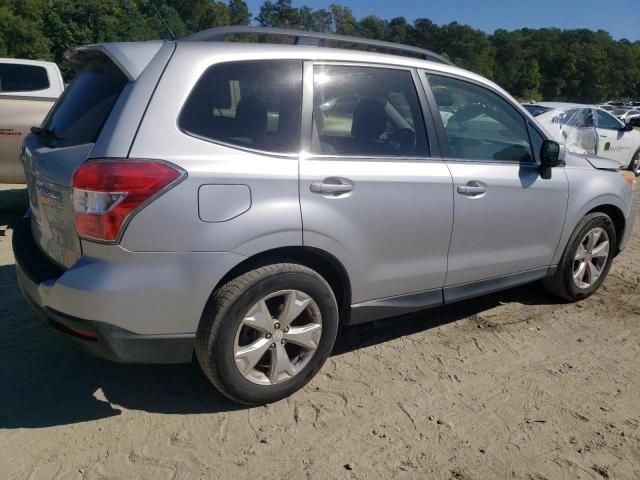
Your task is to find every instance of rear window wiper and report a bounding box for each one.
[30,126,62,140]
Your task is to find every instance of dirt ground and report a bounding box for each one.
[1,183,639,480]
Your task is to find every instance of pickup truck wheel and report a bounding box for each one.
[543,213,616,302]
[196,264,339,405]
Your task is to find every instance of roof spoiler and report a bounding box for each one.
[65,41,165,81]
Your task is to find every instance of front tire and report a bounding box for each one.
[543,213,616,301]
[196,263,339,405]
[631,148,640,176]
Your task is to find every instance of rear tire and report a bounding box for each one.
[543,213,616,301]
[196,263,339,405]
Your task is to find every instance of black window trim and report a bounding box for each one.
[419,69,551,167]
[301,60,438,161]
[176,58,304,159]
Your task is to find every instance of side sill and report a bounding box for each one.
[443,267,550,304]
[346,288,443,325]
[345,266,555,326]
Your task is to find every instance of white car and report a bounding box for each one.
[614,108,640,123]
[524,102,640,173]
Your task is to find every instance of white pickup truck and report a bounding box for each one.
[0,58,64,183]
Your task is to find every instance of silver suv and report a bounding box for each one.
[13,27,636,404]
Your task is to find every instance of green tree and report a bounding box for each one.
[228,0,251,25]
[329,4,357,35]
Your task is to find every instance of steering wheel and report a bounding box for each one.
[387,128,416,153]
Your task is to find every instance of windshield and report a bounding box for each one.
[42,57,127,147]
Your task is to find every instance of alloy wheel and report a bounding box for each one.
[572,227,610,289]
[233,290,322,385]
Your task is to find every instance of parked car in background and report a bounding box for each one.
[524,102,640,173]
[13,28,637,405]
[614,109,640,123]
[0,58,64,183]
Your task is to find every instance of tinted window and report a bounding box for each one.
[428,75,534,163]
[523,104,552,117]
[42,58,127,147]
[596,110,622,130]
[312,66,427,156]
[0,63,50,92]
[179,60,302,154]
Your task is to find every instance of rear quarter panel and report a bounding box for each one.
[122,43,302,255]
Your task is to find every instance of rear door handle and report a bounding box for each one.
[310,177,354,196]
[457,182,487,196]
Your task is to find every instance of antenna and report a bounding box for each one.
[150,1,176,41]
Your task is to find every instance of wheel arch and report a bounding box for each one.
[211,246,352,324]
[586,204,625,254]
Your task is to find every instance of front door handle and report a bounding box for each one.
[310,177,354,196]
[457,182,487,196]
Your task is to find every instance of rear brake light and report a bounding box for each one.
[72,159,183,242]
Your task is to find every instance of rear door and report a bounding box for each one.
[299,63,453,305]
[422,73,568,297]
[23,57,128,267]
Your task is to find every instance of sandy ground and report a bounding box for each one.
[1,183,639,480]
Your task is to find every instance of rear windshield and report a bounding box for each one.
[522,104,552,117]
[42,57,127,147]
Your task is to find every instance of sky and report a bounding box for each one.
[245,0,640,41]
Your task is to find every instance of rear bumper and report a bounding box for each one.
[18,282,195,363]
[12,216,243,364]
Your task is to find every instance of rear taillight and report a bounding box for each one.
[72,159,183,242]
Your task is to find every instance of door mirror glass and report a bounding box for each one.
[540,140,563,167]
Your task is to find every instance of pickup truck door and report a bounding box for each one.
[0,62,58,183]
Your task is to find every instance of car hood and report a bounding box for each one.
[583,156,622,171]
[563,152,621,171]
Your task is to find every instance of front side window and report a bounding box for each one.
[312,66,428,157]
[596,110,622,130]
[0,63,49,92]
[179,60,303,154]
[427,74,534,163]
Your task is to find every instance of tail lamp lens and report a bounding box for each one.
[72,160,182,242]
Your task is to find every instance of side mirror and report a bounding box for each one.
[628,117,640,128]
[540,140,564,168]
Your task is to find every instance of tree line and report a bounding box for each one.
[1,0,639,102]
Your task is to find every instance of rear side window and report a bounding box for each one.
[179,60,303,154]
[560,108,594,128]
[0,63,50,92]
[42,58,127,147]
[311,65,428,157]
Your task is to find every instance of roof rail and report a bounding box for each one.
[183,26,455,66]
